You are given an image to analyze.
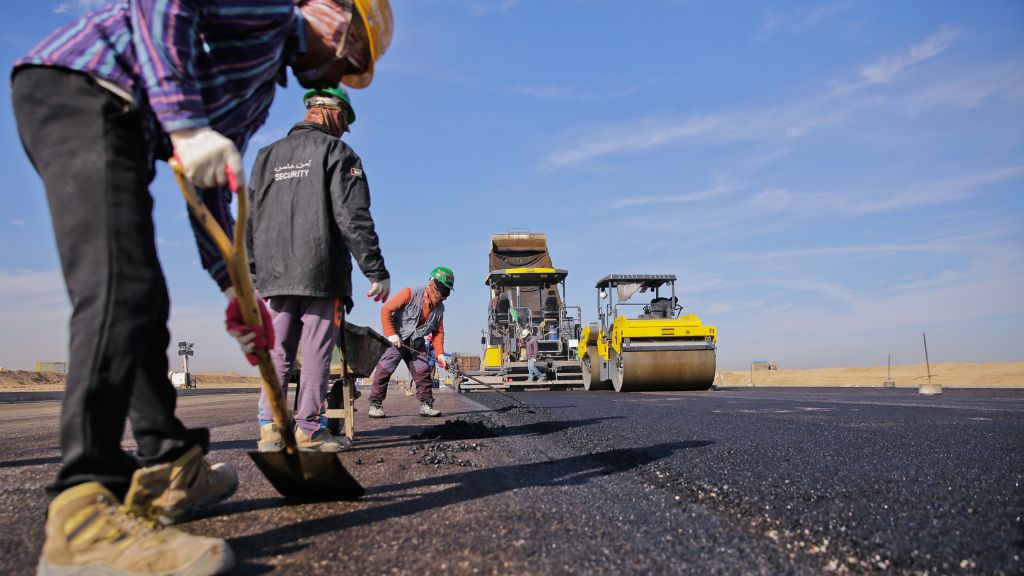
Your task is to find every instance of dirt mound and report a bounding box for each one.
[0,370,66,391]
[190,372,263,387]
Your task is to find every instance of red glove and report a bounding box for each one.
[225,297,275,365]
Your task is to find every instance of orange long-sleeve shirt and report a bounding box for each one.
[380,287,444,357]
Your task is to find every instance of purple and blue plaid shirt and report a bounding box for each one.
[14,0,298,289]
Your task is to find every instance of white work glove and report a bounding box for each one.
[170,127,244,189]
[367,278,390,303]
[387,334,401,348]
[436,354,449,370]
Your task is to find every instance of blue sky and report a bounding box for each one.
[1,1,1022,373]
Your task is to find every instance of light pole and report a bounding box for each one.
[177,341,195,388]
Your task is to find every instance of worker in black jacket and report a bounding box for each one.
[247,87,389,453]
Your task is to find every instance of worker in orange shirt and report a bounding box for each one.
[367,267,453,418]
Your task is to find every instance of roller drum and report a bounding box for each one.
[611,349,716,392]
[581,346,612,391]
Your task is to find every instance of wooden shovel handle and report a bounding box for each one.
[169,159,298,453]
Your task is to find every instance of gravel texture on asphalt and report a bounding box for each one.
[412,441,485,468]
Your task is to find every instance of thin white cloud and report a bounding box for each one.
[511,83,645,102]
[544,27,966,169]
[704,299,768,316]
[543,87,858,169]
[10,220,25,227]
[53,0,107,16]
[901,56,1024,112]
[756,1,858,39]
[732,227,1011,262]
[881,269,968,294]
[611,160,1024,259]
[744,187,795,212]
[746,146,793,167]
[613,162,1024,244]
[547,116,720,167]
[861,26,959,84]
[156,237,182,248]
[850,164,1024,214]
[443,0,522,17]
[249,128,287,146]
[787,279,861,306]
[803,2,857,25]
[609,184,732,209]
[755,242,971,260]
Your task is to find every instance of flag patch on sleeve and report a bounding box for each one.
[351,168,363,176]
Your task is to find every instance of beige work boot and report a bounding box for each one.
[257,422,283,452]
[128,445,238,525]
[295,427,351,452]
[37,482,234,576]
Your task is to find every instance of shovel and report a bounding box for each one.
[401,345,536,412]
[170,159,363,500]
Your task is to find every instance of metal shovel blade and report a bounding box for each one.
[248,450,365,500]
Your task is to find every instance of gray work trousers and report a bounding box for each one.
[369,344,434,405]
[258,296,339,437]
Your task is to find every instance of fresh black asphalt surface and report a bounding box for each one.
[471,387,1024,575]
[0,386,1020,574]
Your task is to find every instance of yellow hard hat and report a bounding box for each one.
[343,0,393,89]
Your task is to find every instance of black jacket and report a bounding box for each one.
[247,122,388,305]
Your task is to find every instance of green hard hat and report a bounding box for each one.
[302,87,356,125]
[430,266,455,292]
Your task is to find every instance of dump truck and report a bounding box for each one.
[579,274,716,392]
[466,232,583,390]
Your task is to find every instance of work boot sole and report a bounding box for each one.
[37,541,235,576]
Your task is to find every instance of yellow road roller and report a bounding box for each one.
[579,274,717,392]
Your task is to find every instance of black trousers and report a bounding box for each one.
[12,67,207,497]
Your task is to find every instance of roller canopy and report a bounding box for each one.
[595,274,676,289]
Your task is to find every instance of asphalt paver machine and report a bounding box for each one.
[467,232,584,390]
[579,274,717,392]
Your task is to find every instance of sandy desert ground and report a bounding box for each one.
[0,370,264,392]
[718,361,1024,388]
[2,362,1022,391]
